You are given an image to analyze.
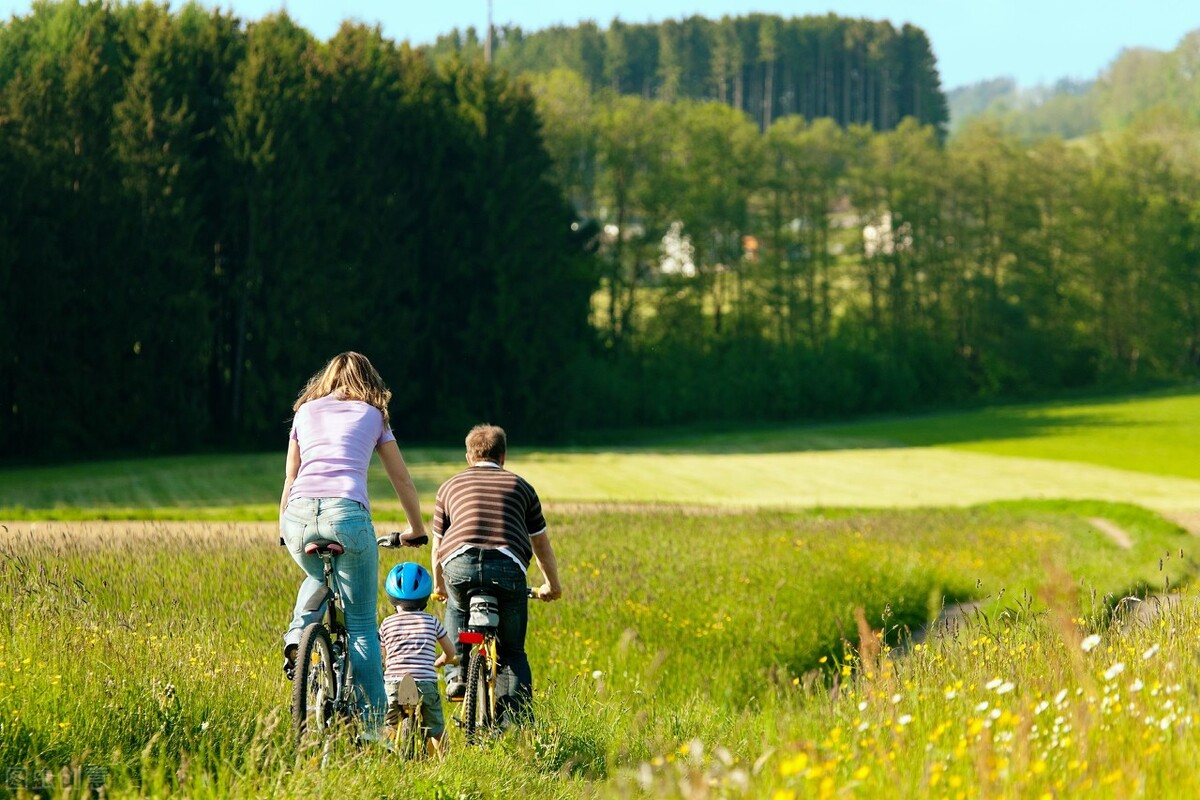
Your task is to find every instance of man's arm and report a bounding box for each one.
[431,533,447,601]
[530,532,562,601]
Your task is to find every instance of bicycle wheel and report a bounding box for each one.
[398,711,425,759]
[292,623,336,743]
[461,650,493,742]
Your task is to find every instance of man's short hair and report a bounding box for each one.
[466,424,507,463]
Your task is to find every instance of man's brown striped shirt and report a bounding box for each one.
[432,464,546,569]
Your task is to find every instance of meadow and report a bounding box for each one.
[3,388,1200,797]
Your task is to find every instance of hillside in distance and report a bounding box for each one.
[948,28,1200,139]
[423,13,948,134]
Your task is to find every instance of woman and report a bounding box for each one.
[280,352,426,735]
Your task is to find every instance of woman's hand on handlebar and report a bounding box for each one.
[532,582,562,602]
[376,526,429,548]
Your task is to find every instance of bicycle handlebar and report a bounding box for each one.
[376,528,429,549]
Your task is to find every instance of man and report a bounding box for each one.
[431,424,563,725]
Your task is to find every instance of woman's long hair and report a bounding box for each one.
[293,352,392,426]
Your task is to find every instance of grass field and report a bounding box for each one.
[1,504,1194,798]
[3,387,1200,797]
[3,387,1200,518]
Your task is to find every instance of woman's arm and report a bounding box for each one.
[280,439,300,516]
[376,440,427,537]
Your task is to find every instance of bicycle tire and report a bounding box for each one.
[461,650,492,742]
[399,712,424,759]
[292,623,337,743]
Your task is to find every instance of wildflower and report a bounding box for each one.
[1054,689,1069,705]
[897,714,913,726]
[985,678,1002,691]
[1130,679,1144,693]
[592,670,603,680]
[996,682,1015,695]
[779,752,809,777]
[975,701,990,713]
[1143,644,1160,660]
[1081,634,1101,652]
[1104,662,1125,681]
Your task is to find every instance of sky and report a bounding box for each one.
[3,1,1199,89]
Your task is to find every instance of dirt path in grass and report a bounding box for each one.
[1087,517,1133,549]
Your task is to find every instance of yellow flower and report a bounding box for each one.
[779,753,809,776]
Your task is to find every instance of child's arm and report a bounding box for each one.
[433,632,458,667]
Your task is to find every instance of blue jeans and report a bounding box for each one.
[282,497,385,731]
[443,549,533,724]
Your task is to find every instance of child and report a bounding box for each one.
[380,562,457,751]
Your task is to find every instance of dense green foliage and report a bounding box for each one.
[531,76,1200,428]
[0,1,595,459]
[0,504,1187,796]
[4,3,1200,465]
[425,14,948,134]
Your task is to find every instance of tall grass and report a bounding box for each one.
[0,504,1189,797]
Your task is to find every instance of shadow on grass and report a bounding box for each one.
[540,407,1132,456]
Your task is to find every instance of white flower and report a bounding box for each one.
[996,682,1015,695]
[975,701,990,713]
[1143,644,1160,660]
[592,670,603,680]
[897,714,913,726]
[1081,634,1102,652]
[1054,689,1069,705]
[1130,679,1144,692]
[858,701,868,711]
[891,693,903,705]
[985,678,1003,691]
[944,689,957,700]
[1104,662,1125,681]
[1034,700,1049,714]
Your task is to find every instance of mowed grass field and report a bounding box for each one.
[3,387,1200,797]
[4,386,1200,517]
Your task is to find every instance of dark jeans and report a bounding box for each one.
[443,548,532,724]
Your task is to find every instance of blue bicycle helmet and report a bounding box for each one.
[385,562,433,601]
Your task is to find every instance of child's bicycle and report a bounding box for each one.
[453,588,538,743]
[384,674,426,758]
[290,528,427,747]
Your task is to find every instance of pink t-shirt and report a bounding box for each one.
[288,395,396,509]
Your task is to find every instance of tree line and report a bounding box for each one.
[425,14,948,135]
[530,74,1200,428]
[3,3,1198,464]
[0,1,594,460]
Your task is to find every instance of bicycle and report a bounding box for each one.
[383,673,426,759]
[453,587,538,743]
[290,528,427,747]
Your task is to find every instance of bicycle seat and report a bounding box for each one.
[468,595,500,628]
[304,540,345,556]
[391,674,420,707]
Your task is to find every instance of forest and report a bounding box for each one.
[1,2,1199,461]
[425,13,948,135]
